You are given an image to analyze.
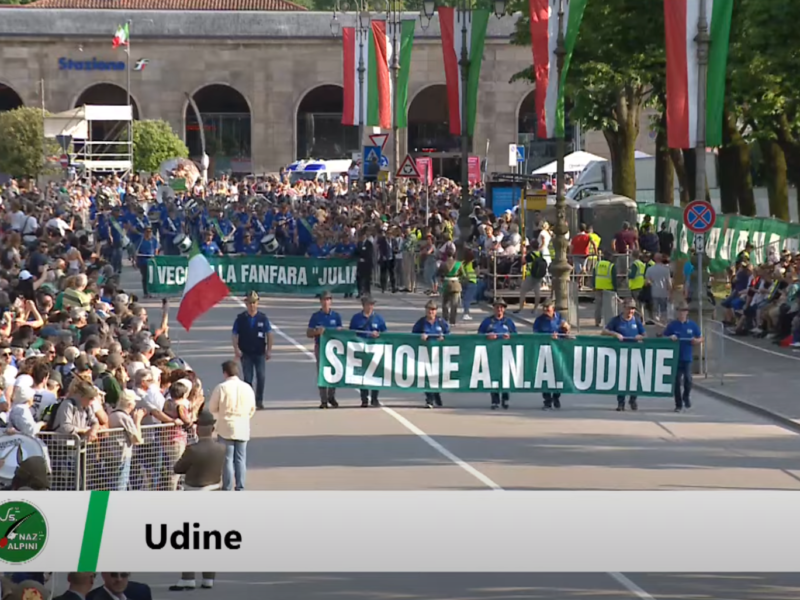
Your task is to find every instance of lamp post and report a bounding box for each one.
[423,0,506,251]
[550,0,571,321]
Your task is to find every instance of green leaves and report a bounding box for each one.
[132,120,189,174]
[0,107,60,178]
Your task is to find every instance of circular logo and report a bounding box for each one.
[0,500,48,565]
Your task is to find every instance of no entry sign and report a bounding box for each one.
[683,200,716,234]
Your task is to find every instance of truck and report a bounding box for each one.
[566,152,719,204]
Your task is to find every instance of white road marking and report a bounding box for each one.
[608,572,657,600]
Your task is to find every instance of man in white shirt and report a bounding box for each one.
[208,360,256,491]
[31,362,57,421]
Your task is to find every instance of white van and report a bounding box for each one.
[287,159,353,184]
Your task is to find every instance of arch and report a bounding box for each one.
[184,83,252,175]
[407,84,463,180]
[72,82,140,119]
[0,82,24,112]
[516,88,575,171]
[295,84,357,161]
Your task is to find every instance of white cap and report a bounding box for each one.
[18,270,33,281]
[12,385,34,405]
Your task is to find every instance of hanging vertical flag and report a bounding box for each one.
[438,7,490,137]
[664,0,733,149]
[395,20,416,129]
[112,23,129,49]
[529,0,588,139]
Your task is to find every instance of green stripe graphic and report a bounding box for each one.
[367,26,379,126]
[465,10,489,137]
[77,491,110,571]
[395,20,416,129]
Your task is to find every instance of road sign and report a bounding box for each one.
[508,144,517,167]
[55,134,72,152]
[378,155,389,169]
[363,146,381,165]
[683,200,716,234]
[524,189,547,211]
[395,154,421,179]
[694,233,706,253]
[368,133,389,152]
[378,170,389,182]
[516,145,525,162]
[59,154,69,168]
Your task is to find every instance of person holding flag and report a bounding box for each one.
[176,243,230,332]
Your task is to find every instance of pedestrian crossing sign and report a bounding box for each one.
[363,146,381,164]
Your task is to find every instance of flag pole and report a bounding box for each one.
[695,0,710,377]
[126,19,132,175]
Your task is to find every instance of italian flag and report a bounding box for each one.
[112,23,129,49]
[664,0,733,149]
[342,20,416,129]
[438,8,490,137]
[176,246,230,331]
[529,0,588,139]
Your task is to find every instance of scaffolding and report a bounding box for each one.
[44,104,133,178]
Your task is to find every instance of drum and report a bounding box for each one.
[175,233,192,254]
[147,208,162,226]
[121,234,131,248]
[261,234,279,254]
[223,240,237,254]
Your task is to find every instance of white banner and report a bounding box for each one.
[3,491,800,572]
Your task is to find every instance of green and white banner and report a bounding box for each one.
[317,332,678,396]
[147,256,358,296]
[638,204,800,272]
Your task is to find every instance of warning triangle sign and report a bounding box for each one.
[368,133,389,152]
[395,154,421,179]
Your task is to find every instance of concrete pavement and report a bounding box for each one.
[99,270,800,598]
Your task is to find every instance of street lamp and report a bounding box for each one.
[550,0,571,321]
[427,0,505,251]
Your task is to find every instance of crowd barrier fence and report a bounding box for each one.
[37,423,182,491]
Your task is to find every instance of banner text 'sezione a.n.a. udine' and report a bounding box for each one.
[147,256,358,295]
[317,332,679,396]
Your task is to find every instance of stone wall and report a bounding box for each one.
[0,9,655,173]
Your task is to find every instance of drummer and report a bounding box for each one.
[161,206,181,256]
[237,231,261,256]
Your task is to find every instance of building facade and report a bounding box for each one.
[0,8,656,177]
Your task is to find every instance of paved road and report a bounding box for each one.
[82,272,800,598]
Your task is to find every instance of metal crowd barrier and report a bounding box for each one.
[38,423,183,491]
[704,320,726,387]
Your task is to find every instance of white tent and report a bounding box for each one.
[532,151,607,175]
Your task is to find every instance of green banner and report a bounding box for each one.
[638,204,800,272]
[317,331,679,396]
[147,256,358,295]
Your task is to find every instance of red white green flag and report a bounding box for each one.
[664,0,733,148]
[438,8,490,137]
[176,246,229,331]
[342,20,415,129]
[529,0,588,139]
[112,24,129,49]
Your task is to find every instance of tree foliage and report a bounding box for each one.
[132,120,189,174]
[0,107,60,179]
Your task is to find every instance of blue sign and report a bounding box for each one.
[363,146,381,165]
[379,155,389,169]
[58,57,125,71]
[516,146,526,162]
[492,187,523,215]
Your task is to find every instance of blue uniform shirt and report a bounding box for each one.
[605,315,645,341]
[232,311,272,356]
[308,309,343,348]
[478,316,518,335]
[533,312,566,335]
[412,316,450,336]
[201,241,221,256]
[662,318,701,362]
[349,311,388,339]
[136,237,158,268]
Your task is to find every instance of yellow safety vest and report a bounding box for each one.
[464,262,477,283]
[629,260,646,291]
[524,251,542,278]
[589,233,601,255]
[595,260,614,291]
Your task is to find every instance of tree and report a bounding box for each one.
[511,0,664,199]
[132,120,189,174]
[0,107,60,178]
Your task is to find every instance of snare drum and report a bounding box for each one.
[223,240,237,254]
[261,234,279,254]
[175,233,192,253]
